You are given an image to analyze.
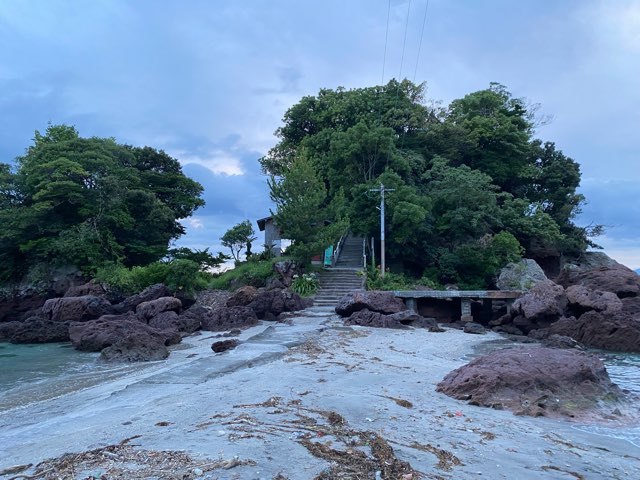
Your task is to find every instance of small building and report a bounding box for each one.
[256,216,282,257]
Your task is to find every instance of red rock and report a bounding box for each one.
[548,311,640,353]
[42,296,112,323]
[136,296,182,321]
[335,291,406,317]
[565,285,622,314]
[436,347,623,418]
[226,286,258,307]
[200,306,259,331]
[511,280,566,321]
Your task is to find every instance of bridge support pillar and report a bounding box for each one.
[460,298,473,323]
[405,298,417,312]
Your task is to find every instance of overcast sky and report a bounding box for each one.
[1,0,638,268]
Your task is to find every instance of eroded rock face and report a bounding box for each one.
[511,280,566,322]
[247,290,306,320]
[335,291,406,317]
[69,312,176,352]
[0,321,23,341]
[557,256,640,299]
[200,306,259,331]
[42,296,112,323]
[548,311,640,353]
[136,297,182,321]
[497,259,548,291]
[226,286,258,307]
[9,318,70,343]
[273,259,297,287]
[100,333,169,362]
[149,310,200,334]
[344,309,407,329]
[116,284,171,313]
[565,285,623,315]
[436,347,623,418]
[64,282,107,298]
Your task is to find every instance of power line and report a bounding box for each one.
[413,0,430,82]
[398,0,412,79]
[381,0,391,85]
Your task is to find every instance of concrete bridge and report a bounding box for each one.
[392,289,523,322]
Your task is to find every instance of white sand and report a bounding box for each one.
[1,307,638,479]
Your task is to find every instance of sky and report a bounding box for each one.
[1,0,638,269]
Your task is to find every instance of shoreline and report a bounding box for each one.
[1,307,639,479]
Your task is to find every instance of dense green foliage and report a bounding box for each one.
[263,80,597,288]
[290,272,320,296]
[0,124,204,283]
[208,257,285,290]
[94,259,210,296]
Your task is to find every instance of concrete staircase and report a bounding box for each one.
[313,235,365,307]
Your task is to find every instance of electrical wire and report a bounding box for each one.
[412,0,430,82]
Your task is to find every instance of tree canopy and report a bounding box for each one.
[264,80,598,288]
[0,124,204,283]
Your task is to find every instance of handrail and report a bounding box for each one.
[330,232,348,267]
[362,237,366,270]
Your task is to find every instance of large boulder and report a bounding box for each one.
[69,312,177,352]
[226,286,258,307]
[115,284,171,313]
[335,291,406,317]
[565,285,623,315]
[149,310,200,333]
[136,296,182,321]
[64,282,107,298]
[511,280,566,322]
[497,259,548,291]
[100,333,169,362]
[557,253,640,299]
[344,309,407,329]
[436,347,624,418]
[42,296,112,323]
[9,318,70,343]
[548,311,640,353]
[0,293,50,323]
[200,306,259,331]
[247,290,306,320]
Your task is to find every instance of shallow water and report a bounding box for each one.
[0,342,151,412]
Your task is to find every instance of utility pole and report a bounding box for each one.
[369,183,394,278]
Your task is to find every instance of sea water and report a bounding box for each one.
[0,342,151,412]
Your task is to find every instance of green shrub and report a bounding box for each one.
[291,273,319,296]
[95,259,210,296]
[208,257,284,290]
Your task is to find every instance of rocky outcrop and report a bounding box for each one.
[69,312,178,352]
[557,254,640,298]
[149,310,200,334]
[115,284,171,313]
[200,306,259,331]
[9,318,70,343]
[247,290,307,320]
[344,309,436,329]
[136,297,182,321]
[548,311,640,353]
[100,333,169,362]
[463,322,486,334]
[565,285,622,315]
[497,259,548,291]
[226,286,258,307]
[273,259,297,287]
[511,280,567,322]
[0,292,50,323]
[436,347,624,418]
[42,296,112,323]
[64,282,107,298]
[335,291,406,317]
[0,321,23,341]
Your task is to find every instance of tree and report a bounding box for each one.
[268,155,348,265]
[0,124,204,283]
[221,220,256,262]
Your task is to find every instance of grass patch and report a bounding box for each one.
[209,257,289,290]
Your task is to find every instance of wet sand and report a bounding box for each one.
[1,307,638,479]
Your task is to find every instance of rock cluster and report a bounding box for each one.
[436,346,624,419]
[335,291,437,329]
[491,254,640,352]
[0,281,308,362]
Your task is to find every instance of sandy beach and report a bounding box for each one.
[1,306,638,479]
